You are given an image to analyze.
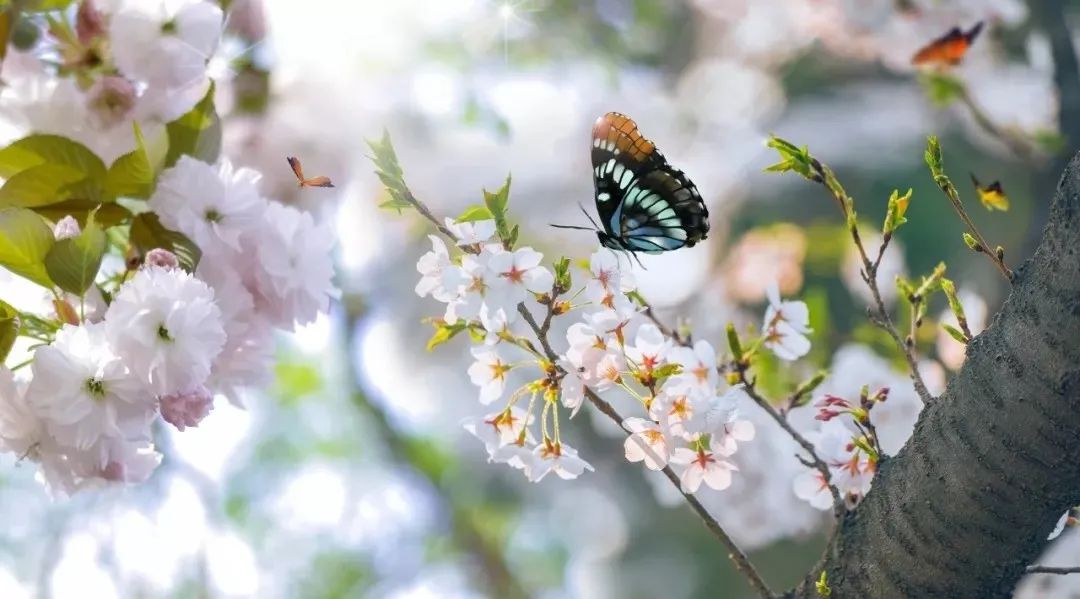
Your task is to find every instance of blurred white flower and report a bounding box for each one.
[462,407,531,467]
[0,367,42,457]
[105,266,226,396]
[26,323,151,453]
[415,235,466,303]
[444,218,496,246]
[762,281,812,361]
[252,203,337,328]
[110,0,223,89]
[206,322,274,406]
[795,419,874,510]
[466,346,512,404]
[525,442,593,482]
[792,468,833,510]
[625,323,670,376]
[1049,510,1071,541]
[670,447,737,493]
[159,385,213,431]
[150,156,266,252]
[623,417,669,471]
[557,359,587,417]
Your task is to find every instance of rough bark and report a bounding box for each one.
[792,152,1080,598]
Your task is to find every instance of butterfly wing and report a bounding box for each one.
[912,22,983,66]
[590,112,708,253]
[301,176,335,188]
[287,156,305,183]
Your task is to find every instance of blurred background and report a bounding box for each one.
[1,0,1079,597]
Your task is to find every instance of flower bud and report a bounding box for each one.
[144,248,180,270]
[76,0,106,45]
[53,215,81,240]
[87,76,137,129]
[160,386,214,431]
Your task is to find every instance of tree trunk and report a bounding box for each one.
[793,152,1080,598]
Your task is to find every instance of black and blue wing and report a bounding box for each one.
[590,112,709,254]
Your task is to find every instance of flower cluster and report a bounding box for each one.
[793,386,888,509]
[0,0,225,162]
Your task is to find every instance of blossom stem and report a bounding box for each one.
[810,160,936,404]
[515,302,775,598]
[929,171,1014,282]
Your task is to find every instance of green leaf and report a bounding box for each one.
[726,322,744,360]
[129,213,201,272]
[962,232,980,251]
[366,130,416,215]
[32,199,131,228]
[0,163,87,207]
[553,257,571,292]
[0,298,17,364]
[1032,129,1066,155]
[164,83,221,167]
[44,210,106,295]
[482,174,513,244]
[105,123,161,199]
[764,135,817,181]
[0,207,55,287]
[942,323,969,344]
[24,0,78,11]
[426,320,467,351]
[792,370,828,408]
[924,136,944,178]
[456,204,493,223]
[815,571,831,598]
[883,188,912,235]
[0,134,106,181]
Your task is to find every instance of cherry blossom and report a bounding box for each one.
[159,386,214,431]
[762,281,812,361]
[667,340,721,393]
[670,447,738,493]
[623,417,670,470]
[462,407,532,467]
[466,346,513,404]
[414,235,466,303]
[444,218,497,247]
[524,441,594,482]
[109,0,223,90]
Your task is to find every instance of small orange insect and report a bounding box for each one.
[911,21,984,67]
[287,156,334,188]
[970,173,1009,211]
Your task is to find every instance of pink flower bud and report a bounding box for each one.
[160,386,214,431]
[101,461,126,482]
[144,248,180,270]
[54,215,81,240]
[87,76,137,129]
[815,409,841,421]
[76,0,106,45]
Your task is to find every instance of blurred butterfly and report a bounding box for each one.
[287,156,334,188]
[970,173,1009,211]
[911,21,984,67]
[553,112,709,256]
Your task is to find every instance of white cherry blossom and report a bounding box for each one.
[623,417,670,470]
[524,441,593,482]
[466,346,513,404]
[415,235,466,303]
[670,447,738,493]
[762,281,812,361]
[109,0,223,90]
[444,218,496,246]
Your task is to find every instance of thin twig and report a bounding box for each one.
[639,299,685,345]
[928,174,1014,282]
[811,161,936,404]
[736,370,845,518]
[1026,566,1080,575]
[516,303,774,599]
[957,86,1036,163]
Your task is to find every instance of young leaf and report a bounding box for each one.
[924,136,944,178]
[164,83,220,167]
[0,299,17,363]
[553,257,572,292]
[942,323,969,344]
[44,210,107,295]
[816,571,831,598]
[0,163,87,207]
[482,174,513,244]
[0,207,55,287]
[765,135,817,181]
[129,213,201,272]
[0,134,107,181]
[918,72,965,107]
[883,188,912,235]
[456,204,493,223]
[366,130,416,214]
[426,321,467,351]
[105,122,164,199]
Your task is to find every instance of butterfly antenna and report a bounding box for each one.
[550,224,596,231]
[578,203,602,231]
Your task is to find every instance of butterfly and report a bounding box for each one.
[911,21,984,67]
[287,156,334,188]
[554,112,709,256]
[970,173,1009,211]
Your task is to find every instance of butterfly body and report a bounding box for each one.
[912,21,984,67]
[589,112,709,254]
[970,172,1009,211]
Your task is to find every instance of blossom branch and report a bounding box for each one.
[515,303,775,599]
[803,154,935,404]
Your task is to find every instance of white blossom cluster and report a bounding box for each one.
[0,0,225,162]
[0,156,335,495]
[417,220,822,495]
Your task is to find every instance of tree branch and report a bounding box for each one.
[790,152,1080,597]
[1026,565,1080,575]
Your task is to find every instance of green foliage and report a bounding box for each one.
[962,232,980,251]
[815,570,832,597]
[0,133,106,181]
[553,257,572,293]
[482,174,514,247]
[1032,128,1067,155]
[105,123,167,199]
[366,130,414,213]
[164,82,220,167]
[883,188,912,235]
[456,204,493,222]
[764,135,818,181]
[791,370,828,408]
[402,436,457,481]
[0,164,86,207]
[273,360,323,406]
[924,135,944,180]
[0,299,17,364]
[942,323,968,344]
[0,207,55,287]
[919,72,965,107]
[129,213,201,271]
[427,320,467,351]
[22,0,78,11]
[725,322,744,361]
[44,210,106,295]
